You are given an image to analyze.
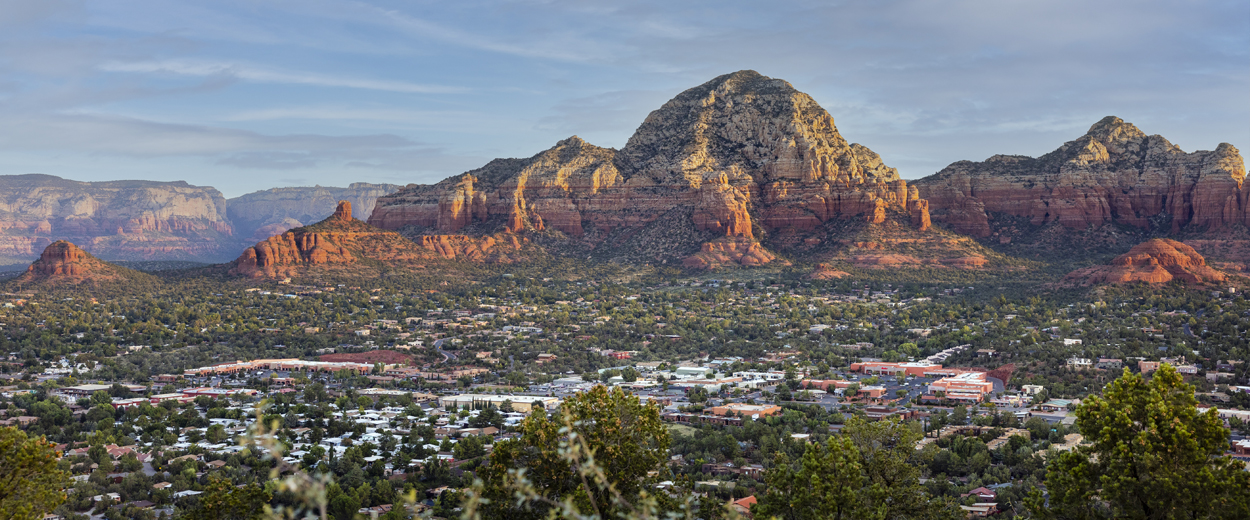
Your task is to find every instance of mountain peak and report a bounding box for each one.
[1085,115,1146,143]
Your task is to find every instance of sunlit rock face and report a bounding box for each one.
[369,71,930,268]
[914,117,1248,238]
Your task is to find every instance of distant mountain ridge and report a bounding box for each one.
[0,175,405,264]
[0,174,233,263]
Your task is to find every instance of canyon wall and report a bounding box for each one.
[0,175,234,263]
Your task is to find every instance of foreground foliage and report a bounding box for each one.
[754,416,962,520]
[0,426,69,520]
[1028,364,1250,520]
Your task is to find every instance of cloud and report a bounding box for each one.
[98,60,467,94]
[0,111,466,171]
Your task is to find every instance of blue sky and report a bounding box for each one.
[0,0,1245,197]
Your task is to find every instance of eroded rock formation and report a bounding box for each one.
[1062,238,1227,285]
[230,201,521,278]
[369,71,932,268]
[914,117,1248,237]
[12,240,140,285]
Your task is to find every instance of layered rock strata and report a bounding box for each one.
[1063,238,1227,285]
[0,174,234,262]
[230,201,521,278]
[370,71,931,268]
[914,117,1248,237]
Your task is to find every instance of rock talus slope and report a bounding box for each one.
[1062,238,1227,285]
[0,175,234,263]
[914,117,1248,238]
[369,70,932,267]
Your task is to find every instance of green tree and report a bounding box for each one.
[0,426,68,520]
[755,436,875,520]
[1027,365,1250,519]
[476,385,671,520]
[185,477,270,520]
[842,417,962,520]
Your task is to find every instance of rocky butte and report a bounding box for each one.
[368,70,932,268]
[913,117,1248,239]
[230,201,526,279]
[12,240,148,286]
[1062,238,1227,286]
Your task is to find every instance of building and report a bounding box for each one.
[1038,399,1074,412]
[1066,358,1093,370]
[706,403,782,419]
[438,394,560,413]
[1096,358,1123,370]
[849,361,942,377]
[184,359,378,377]
[729,496,757,518]
[928,372,995,402]
[1139,361,1161,374]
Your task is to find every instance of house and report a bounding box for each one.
[962,486,997,502]
[729,495,757,517]
[1038,399,1073,412]
[1096,358,1122,370]
[961,503,998,517]
[1139,361,1161,374]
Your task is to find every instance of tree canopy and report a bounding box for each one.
[475,385,671,520]
[0,426,69,520]
[1028,364,1250,519]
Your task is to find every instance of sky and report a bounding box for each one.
[0,0,1245,198]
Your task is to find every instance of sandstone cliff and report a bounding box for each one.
[1062,238,1227,285]
[0,174,234,263]
[230,201,523,279]
[914,117,1248,238]
[369,71,931,268]
[12,240,152,286]
[226,183,403,245]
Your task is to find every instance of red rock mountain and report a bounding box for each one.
[12,240,145,285]
[913,117,1248,238]
[369,71,932,267]
[230,201,525,278]
[1062,238,1227,285]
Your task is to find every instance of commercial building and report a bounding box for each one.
[706,403,782,419]
[927,372,995,402]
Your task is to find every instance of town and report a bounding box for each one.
[2,275,1249,519]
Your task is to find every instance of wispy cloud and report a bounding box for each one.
[98,60,467,94]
